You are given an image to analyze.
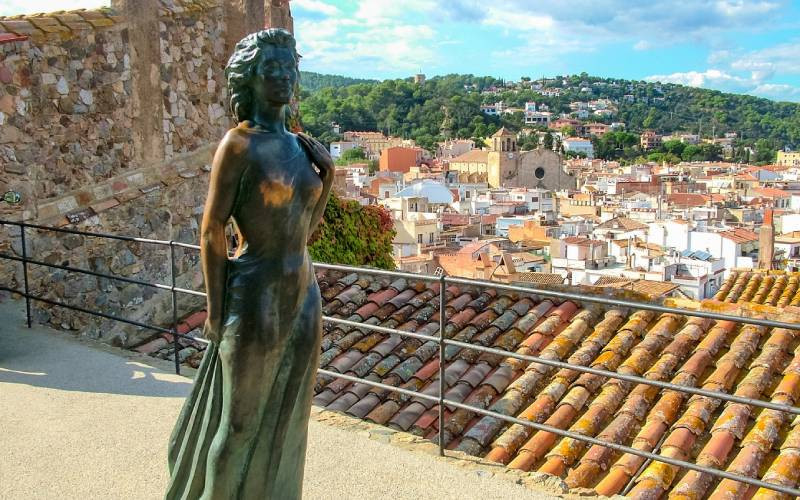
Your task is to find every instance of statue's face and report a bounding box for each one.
[250,45,298,106]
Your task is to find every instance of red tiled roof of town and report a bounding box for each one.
[592,277,679,297]
[563,236,605,246]
[753,187,791,198]
[595,216,648,231]
[513,272,566,285]
[450,150,489,164]
[720,227,759,243]
[457,238,506,255]
[667,193,711,208]
[441,213,470,226]
[492,127,515,138]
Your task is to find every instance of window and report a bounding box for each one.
[429,232,434,243]
[417,234,423,244]
[535,167,545,179]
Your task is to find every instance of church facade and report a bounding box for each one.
[448,128,576,191]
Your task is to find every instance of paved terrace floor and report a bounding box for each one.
[0,299,558,500]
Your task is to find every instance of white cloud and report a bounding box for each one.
[645,69,751,88]
[645,69,800,101]
[752,83,800,99]
[446,0,787,45]
[634,40,653,51]
[292,0,340,17]
[295,2,438,76]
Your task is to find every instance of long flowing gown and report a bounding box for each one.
[165,132,323,500]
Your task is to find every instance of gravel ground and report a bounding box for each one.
[0,299,557,500]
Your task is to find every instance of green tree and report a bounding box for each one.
[681,144,701,161]
[309,194,396,269]
[340,147,365,162]
[543,131,554,150]
[519,133,539,150]
[755,139,777,164]
[560,125,577,137]
[662,139,686,157]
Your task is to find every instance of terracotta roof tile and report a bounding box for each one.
[303,269,800,496]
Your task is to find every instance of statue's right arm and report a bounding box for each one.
[200,130,248,342]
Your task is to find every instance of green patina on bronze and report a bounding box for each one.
[165,29,333,499]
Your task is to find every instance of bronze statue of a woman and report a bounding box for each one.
[166,29,333,499]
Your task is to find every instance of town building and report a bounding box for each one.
[436,139,474,160]
[379,146,423,173]
[563,138,594,159]
[329,141,358,159]
[448,128,576,191]
[778,150,800,167]
[550,236,611,284]
[640,130,662,150]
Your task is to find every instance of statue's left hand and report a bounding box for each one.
[297,132,334,181]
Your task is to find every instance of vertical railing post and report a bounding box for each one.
[20,223,31,328]
[438,274,446,456]
[170,241,180,375]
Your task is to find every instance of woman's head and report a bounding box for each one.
[225,28,300,122]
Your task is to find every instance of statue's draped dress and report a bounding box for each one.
[165,133,322,499]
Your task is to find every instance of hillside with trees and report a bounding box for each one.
[298,72,800,158]
[299,71,378,93]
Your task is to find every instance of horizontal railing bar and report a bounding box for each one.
[171,241,200,251]
[444,276,800,331]
[313,262,439,282]
[0,285,172,334]
[440,398,800,497]
[316,365,800,497]
[0,252,208,298]
[0,219,174,246]
[174,286,206,298]
[322,316,440,343]
[0,286,209,347]
[317,368,441,403]
[442,337,800,415]
[1,252,172,292]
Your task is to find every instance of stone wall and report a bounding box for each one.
[0,1,241,346]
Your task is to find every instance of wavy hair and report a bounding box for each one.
[225,28,300,123]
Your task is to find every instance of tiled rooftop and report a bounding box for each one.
[311,268,800,498]
[129,268,800,497]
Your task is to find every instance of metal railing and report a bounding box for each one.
[2,219,800,497]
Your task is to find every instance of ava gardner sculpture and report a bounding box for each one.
[165,29,333,499]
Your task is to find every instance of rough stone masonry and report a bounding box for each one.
[0,1,292,347]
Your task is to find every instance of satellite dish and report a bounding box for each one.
[2,191,22,205]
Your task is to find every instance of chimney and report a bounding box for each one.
[758,207,775,269]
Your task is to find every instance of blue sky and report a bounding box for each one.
[4,1,800,102]
[292,0,800,102]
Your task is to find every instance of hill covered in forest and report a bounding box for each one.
[299,71,378,93]
[298,72,800,160]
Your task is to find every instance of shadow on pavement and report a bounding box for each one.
[0,297,192,398]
